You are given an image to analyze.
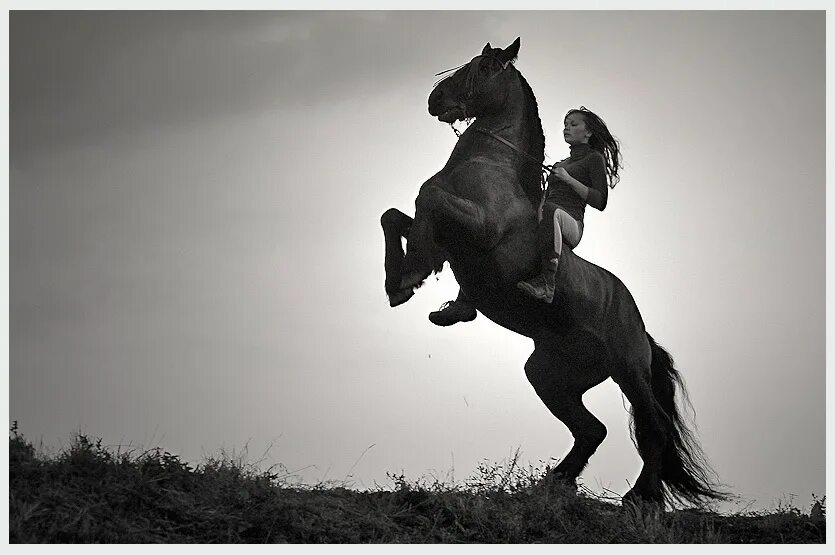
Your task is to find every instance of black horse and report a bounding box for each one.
[381,38,725,507]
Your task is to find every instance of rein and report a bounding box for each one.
[476,128,546,169]
[472,127,553,192]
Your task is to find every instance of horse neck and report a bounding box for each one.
[464,72,545,206]
[471,78,528,146]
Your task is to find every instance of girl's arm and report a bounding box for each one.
[552,155,608,211]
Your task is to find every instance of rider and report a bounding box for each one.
[428,106,621,325]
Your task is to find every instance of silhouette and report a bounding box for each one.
[380,38,725,507]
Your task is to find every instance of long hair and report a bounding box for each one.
[566,106,622,188]
[644,333,729,506]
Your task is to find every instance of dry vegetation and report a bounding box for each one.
[9,424,825,543]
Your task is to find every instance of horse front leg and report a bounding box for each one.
[397,186,491,292]
[398,184,496,293]
[380,208,417,307]
[524,337,609,490]
[415,185,498,249]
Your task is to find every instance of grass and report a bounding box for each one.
[9,424,826,543]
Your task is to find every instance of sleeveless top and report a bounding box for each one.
[545,143,608,222]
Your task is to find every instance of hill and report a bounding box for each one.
[9,426,825,543]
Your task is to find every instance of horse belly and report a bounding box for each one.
[491,228,539,283]
[448,216,538,290]
[446,223,543,339]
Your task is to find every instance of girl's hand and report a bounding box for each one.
[551,167,570,182]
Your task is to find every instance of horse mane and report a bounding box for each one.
[514,69,546,208]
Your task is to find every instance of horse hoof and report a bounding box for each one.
[538,471,578,494]
[388,288,415,307]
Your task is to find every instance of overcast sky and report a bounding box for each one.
[8,10,826,512]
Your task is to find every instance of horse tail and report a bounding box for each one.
[646,333,728,506]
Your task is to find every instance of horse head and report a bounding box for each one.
[428,37,521,123]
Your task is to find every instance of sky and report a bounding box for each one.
[8,9,827,512]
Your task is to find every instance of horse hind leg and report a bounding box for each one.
[611,363,670,506]
[546,391,608,487]
[524,346,608,488]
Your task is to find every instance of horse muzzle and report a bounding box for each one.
[429,88,468,122]
[436,106,466,123]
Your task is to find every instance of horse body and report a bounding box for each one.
[381,38,724,507]
[429,135,541,288]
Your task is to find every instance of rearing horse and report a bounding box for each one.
[380,38,725,507]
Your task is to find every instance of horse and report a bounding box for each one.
[380,38,725,508]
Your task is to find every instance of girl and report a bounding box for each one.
[516,106,622,303]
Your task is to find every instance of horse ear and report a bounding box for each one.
[482,42,492,55]
[499,37,521,64]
